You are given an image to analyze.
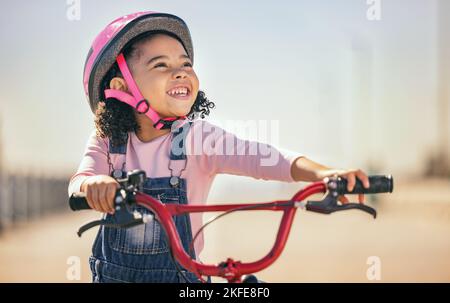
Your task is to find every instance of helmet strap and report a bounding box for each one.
[103,53,186,130]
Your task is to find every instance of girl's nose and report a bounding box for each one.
[172,68,188,79]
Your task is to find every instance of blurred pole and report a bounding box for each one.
[33,173,42,218]
[20,173,28,221]
[40,176,47,216]
[10,175,17,223]
[24,173,30,222]
[437,0,450,177]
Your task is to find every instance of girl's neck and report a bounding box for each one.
[134,113,171,142]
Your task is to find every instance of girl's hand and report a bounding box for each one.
[316,168,370,205]
[80,175,120,214]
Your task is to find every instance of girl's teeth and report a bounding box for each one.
[168,87,188,96]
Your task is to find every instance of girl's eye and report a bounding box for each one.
[153,62,192,69]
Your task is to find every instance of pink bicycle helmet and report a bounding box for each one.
[83,11,194,129]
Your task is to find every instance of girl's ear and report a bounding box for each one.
[109,77,129,92]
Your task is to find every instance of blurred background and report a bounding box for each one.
[0,0,449,282]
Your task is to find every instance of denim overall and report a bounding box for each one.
[88,122,207,283]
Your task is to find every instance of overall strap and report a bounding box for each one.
[170,122,192,160]
[107,134,128,178]
[168,122,193,187]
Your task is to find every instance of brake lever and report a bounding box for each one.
[75,170,154,237]
[306,192,377,218]
[76,200,151,237]
[77,217,145,237]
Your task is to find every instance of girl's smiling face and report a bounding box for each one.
[111,33,199,119]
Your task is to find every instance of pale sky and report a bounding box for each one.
[0,0,448,187]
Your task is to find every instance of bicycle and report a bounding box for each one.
[69,169,393,283]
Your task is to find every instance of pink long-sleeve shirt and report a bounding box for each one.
[68,119,302,256]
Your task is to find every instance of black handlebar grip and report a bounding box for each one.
[335,175,393,195]
[69,192,91,211]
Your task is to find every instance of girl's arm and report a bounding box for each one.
[68,130,111,196]
[196,121,370,203]
[290,156,331,182]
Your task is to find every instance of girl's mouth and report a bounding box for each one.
[166,86,191,100]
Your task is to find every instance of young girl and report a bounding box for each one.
[69,11,371,283]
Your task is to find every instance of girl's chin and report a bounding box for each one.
[165,102,194,117]
[158,108,191,119]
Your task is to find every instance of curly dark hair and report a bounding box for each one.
[94,32,215,148]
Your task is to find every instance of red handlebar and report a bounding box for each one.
[71,174,392,282]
